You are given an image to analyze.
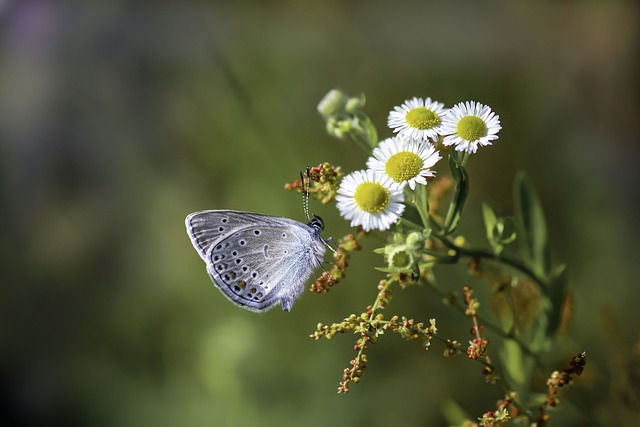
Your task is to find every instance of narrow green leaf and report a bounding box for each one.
[482,203,502,254]
[444,154,469,234]
[514,172,551,281]
[529,300,551,352]
[449,152,463,181]
[418,261,435,271]
[361,115,378,148]
[500,340,535,399]
[545,264,569,337]
[440,399,471,425]
[482,203,498,236]
[500,340,527,389]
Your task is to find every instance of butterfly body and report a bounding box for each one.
[185,210,327,312]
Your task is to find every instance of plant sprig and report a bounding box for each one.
[293,89,584,426]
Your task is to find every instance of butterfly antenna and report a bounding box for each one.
[301,167,312,223]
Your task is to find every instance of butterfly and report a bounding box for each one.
[185,209,330,312]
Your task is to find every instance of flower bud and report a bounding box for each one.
[317,89,347,118]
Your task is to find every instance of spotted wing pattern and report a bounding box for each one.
[185,210,326,312]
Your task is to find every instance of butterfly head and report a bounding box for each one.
[308,214,324,234]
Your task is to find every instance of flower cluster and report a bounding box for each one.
[333,95,501,232]
[464,286,491,361]
[311,311,437,393]
[309,232,362,293]
[537,351,587,425]
[284,162,343,204]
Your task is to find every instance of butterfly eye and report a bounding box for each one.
[218,226,225,232]
[239,240,246,246]
[221,218,228,223]
[253,230,261,236]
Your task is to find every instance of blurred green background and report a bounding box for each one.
[1,0,638,426]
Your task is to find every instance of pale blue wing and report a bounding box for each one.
[185,210,327,312]
[185,210,298,260]
[207,224,326,312]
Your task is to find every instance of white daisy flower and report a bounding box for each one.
[440,101,501,153]
[367,136,442,190]
[387,97,448,141]
[336,170,404,232]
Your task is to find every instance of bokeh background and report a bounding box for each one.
[1,0,639,426]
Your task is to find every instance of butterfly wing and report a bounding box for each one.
[185,210,326,312]
[186,210,276,261]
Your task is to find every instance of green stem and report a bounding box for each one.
[397,217,423,231]
[414,185,430,228]
[433,234,547,286]
[349,133,373,154]
[370,277,394,314]
[442,187,461,234]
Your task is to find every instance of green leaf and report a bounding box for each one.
[545,264,569,337]
[374,266,406,273]
[482,204,517,255]
[444,154,469,234]
[499,217,517,244]
[499,340,534,398]
[482,203,502,254]
[500,340,526,387]
[440,399,471,426]
[482,203,498,233]
[360,114,378,148]
[529,299,551,352]
[418,261,435,271]
[514,172,551,281]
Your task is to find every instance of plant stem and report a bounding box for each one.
[433,235,547,286]
[414,185,430,228]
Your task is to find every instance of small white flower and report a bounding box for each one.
[367,137,442,190]
[335,170,404,232]
[388,97,448,141]
[440,101,501,153]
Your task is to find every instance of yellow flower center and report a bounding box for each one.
[456,116,487,141]
[405,107,439,130]
[354,182,390,213]
[385,151,423,183]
